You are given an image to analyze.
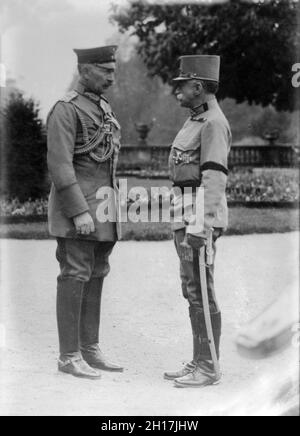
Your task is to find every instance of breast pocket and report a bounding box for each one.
[170,147,201,186]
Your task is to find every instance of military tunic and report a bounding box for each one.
[47,82,121,242]
[169,97,231,235]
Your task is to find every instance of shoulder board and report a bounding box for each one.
[191,116,207,123]
[60,90,79,103]
[46,91,78,125]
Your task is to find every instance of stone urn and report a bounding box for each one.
[263,130,280,146]
[135,121,154,145]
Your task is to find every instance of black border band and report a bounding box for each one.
[201,161,229,176]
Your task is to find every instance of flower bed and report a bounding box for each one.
[0,170,299,219]
[227,170,299,203]
[0,198,48,217]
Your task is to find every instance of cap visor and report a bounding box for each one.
[172,77,191,81]
[98,62,116,68]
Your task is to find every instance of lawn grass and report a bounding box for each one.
[0,208,298,240]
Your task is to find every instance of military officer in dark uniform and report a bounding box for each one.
[47,46,123,379]
[165,55,232,387]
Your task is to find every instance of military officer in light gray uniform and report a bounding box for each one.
[47,46,123,379]
[165,55,232,388]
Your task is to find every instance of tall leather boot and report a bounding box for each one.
[174,307,222,388]
[80,277,124,372]
[57,278,102,380]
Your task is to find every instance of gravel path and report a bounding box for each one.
[0,233,299,416]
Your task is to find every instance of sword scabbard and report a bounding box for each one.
[206,229,214,266]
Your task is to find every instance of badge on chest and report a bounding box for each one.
[172,149,193,165]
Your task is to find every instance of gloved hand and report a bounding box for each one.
[187,234,206,251]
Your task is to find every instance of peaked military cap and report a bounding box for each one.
[73,45,118,65]
[173,55,220,82]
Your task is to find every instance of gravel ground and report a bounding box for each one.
[0,233,299,416]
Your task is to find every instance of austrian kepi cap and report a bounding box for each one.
[73,45,118,66]
[173,55,220,82]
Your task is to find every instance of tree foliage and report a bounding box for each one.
[2,93,47,201]
[111,0,299,111]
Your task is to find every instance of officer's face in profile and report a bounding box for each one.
[81,64,116,94]
[175,80,202,108]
